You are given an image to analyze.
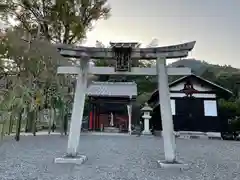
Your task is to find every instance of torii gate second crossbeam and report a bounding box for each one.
[54,41,196,167]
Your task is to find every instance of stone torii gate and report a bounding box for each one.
[54,41,196,166]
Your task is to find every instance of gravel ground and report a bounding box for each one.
[0,134,240,180]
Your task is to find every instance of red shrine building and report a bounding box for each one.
[86,81,137,132]
[148,74,232,133]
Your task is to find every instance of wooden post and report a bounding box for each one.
[1,122,5,140]
[32,110,37,136]
[52,108,56,132]
[24,115,28,133]
[25,110,33,133]
[15,109,23,141]
[8,113,13,135]
[0,123,4,141]
[63,113,68,136]
[48,108,54,134]
[60,104,65,136]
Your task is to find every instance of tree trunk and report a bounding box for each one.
[32,110,37,136]
[52,108,56,132]
[48,108,54,134]
[0,123,4,141]
[25,112,33,133]
[8,113,13,135]
[15,110,23,141]
[2,122,5,139]
[60,106,64,136]
[64,113,68,136]
[25,118,28,133]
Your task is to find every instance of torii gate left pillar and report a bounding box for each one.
[67,54,89,157]
[55,53,89,164]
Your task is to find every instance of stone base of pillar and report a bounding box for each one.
[54,154,87,165]
[153,130,162,137]
[142,131,152,135]
[157,160,188,169]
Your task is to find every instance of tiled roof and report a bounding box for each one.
[87,81,137,97]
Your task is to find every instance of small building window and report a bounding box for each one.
[171,99,176,115]
[204,100,217,116]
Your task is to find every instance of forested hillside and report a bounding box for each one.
[170,58,240,76]
[169,58,209,75]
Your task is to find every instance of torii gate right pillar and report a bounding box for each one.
[157,56,176,163]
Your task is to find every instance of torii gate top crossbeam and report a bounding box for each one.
[55,41,196,59]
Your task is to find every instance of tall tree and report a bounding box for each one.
[0,0,110,44]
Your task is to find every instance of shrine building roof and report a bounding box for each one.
[87,81,137,97]
[148,74,233,103]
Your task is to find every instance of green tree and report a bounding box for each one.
[0,29,61,136]
[0,75,33,140]
[201,67,217,82]
[0,0,111,136]
[0,0,110,44]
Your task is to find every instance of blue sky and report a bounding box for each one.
[85,0,240,68]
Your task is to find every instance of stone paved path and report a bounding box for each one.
[0,134,240,180]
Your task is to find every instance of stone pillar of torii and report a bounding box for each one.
[54,41,196,166]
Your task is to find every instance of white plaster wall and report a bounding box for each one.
[204,100,218,116]
[170,99,176,115]
[170,79,212,92]
[170,93,216,99]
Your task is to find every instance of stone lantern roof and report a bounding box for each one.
[141,103,153,112]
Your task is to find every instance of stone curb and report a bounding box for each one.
[176,134,222,140]
[7,132,131,137]
[8,132,60,136]
[172,131,222,140]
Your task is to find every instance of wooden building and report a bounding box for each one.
[86,81,137,132]
[148,74,232,132]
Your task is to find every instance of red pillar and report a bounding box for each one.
[93,104,96,130]
[88,100,93,130]
[89,111,93,130]
[97,105,100,129]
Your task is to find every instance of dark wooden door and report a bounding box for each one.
[175,98,204,131]
[175,98,191,131]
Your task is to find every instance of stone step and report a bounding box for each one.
[104,127,119,133]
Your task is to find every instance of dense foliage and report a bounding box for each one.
[0,0,110,44]
[0,0,111,140]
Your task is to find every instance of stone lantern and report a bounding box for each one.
[141,103,153,135]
